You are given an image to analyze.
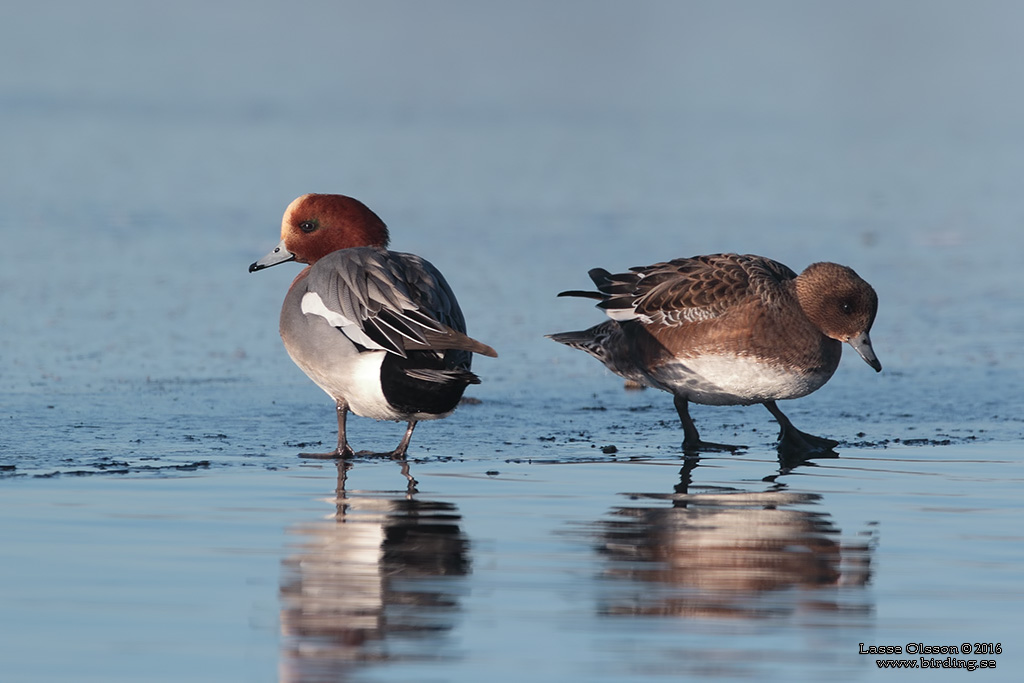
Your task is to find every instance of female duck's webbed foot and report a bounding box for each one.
[764,401,839,454]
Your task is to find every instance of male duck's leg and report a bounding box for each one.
[299,400,356,459]
[390,420,418,458]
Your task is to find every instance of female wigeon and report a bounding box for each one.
[250,194,497,458]
[549,254,880,453]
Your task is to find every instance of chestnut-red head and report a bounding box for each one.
[249,194,390,272]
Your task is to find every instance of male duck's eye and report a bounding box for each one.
[299,220,318,233]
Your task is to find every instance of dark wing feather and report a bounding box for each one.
[562,254,798,327]
[306,247,496,360]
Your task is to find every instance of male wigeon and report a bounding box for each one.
[549,254,880,453]
[249,194,497,458]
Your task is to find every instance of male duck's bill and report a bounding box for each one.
[249,239,296,272]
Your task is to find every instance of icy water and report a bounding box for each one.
[2,2,1024,681]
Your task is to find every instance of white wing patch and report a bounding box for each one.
[604,308,641,322]
[301,291,388,352]
[300,291,354,327]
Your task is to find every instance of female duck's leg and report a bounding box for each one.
[674,395,744,453]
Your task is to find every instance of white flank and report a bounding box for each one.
[344,352,400,419]
[605,308,640,322]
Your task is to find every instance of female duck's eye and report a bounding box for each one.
[840,301,853,315]
[299,220,318,233]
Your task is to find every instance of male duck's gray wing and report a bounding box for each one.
[302,247,497,358]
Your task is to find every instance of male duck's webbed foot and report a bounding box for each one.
[298,445,356,459]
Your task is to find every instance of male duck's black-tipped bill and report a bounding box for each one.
[848,330,882,372]
[249,238,296,273]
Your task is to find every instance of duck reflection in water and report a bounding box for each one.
[596,459,874,620]
[280,460,470,680]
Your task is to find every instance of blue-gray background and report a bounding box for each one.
[1,2,1022,681]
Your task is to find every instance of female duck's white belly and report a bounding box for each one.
[649,353,835,406]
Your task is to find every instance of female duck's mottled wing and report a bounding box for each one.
[301,247,497,358]
[592,254,798,327]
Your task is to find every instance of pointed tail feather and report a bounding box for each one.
[556,289,606,300]
[547,322,651,388]
[405,327,498,358]
[587,267,614,286]
[546,329,599,349]
[557,268,640,301]
[403,367,482,385]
